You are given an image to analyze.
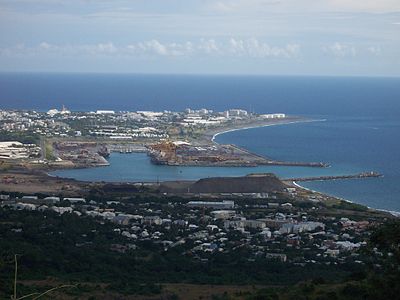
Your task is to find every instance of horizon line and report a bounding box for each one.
[0,70,399,79]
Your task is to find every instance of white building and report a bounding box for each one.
[228,109,248,117]
[279,221,325,234]
[44,196,61,204]
[64,197,86,204]
[0,194,10,200]
[0,141,28,159]
[224,219,266,230]
[137,111,163,118]
[96,110,115,115]
[261,113,286,119]
[142,216,162,226]
[21,195,38,202]
[210,210,236,219]
[47,109,60,117]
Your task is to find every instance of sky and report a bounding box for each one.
[0,0,399,76]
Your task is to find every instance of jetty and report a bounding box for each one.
[285,172,383,182]
[230,144,329,168]
[262,160,329,168]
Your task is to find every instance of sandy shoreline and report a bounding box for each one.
[210,118,326,143]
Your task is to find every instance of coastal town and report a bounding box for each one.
[0,106,286,144]
[1,0,399,297]
[0,106,397,299]
[0,107,330,168]
[0,178,392,269]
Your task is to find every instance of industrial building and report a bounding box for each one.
[0,141,40,159]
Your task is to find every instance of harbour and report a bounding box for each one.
[147,141,329,167]
[1,75,399,212]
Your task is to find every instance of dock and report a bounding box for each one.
[285,172,383,182]
[148,141,330,168]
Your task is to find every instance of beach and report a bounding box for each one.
[210,118,327,142]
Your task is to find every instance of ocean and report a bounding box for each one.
[0,73,399,212]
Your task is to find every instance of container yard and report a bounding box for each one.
[147,141,328,167]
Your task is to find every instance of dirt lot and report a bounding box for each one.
[0,172,86,196]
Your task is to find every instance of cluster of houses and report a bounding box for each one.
[0,192,374,265]
[0,108,287,142]
[0,109,72,137]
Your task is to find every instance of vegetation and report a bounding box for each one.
[332,201,368,212]
[0,131,40,144]
[243,220,400,300]
[44,140,55,161]
[0,209,347,298]
[0,207,398,299]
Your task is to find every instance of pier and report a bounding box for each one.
[228,145,329,168]
[262,161,329,168]
[285,172,383,182]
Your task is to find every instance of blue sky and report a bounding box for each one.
[0,0,399,76]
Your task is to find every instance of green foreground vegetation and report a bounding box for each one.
[0,131,40,145]
[0,204,399,299]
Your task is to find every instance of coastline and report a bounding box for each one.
[292,181,400,217]
[39,116,397,215]
[210,118,327,143]
[209,119,399,216]
[211,119,327,144]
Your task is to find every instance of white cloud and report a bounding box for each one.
[198,39,221,54]
[0,39,301,59]
[2,40,388,64]
[95,42,117,53]
[233,38,299,58]
[367,46,381,55]
[140,40,168,56]
[323,42,385,58]
[38,42,52,50]
[133,40,194,56]
[323,42,356,58]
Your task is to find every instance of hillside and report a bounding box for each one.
[187,173,286,194]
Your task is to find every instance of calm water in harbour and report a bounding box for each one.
[1,73,399,211]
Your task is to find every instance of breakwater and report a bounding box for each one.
[285,172,382,182]
[262,160,329,168]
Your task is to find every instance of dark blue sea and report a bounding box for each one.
[0,73,399,212]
